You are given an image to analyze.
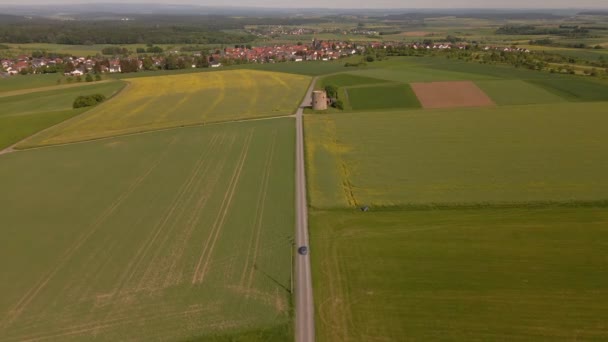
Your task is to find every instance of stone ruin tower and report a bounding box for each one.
[312,90,328,111]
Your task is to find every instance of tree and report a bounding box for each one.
[142,57,155,70]
[85,73,93,82]
[64,62,75,73]
[73,94,106,109]
[195,55,209,68]
[324,85,338,98]
[146,46,163,53]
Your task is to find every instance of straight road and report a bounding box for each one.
[295,78,317,342]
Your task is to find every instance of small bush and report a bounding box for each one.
[332,99,344,110]
[344,62,367,67]
[85,74,93,82]
[73,94,106,109]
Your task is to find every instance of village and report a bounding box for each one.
[0,39,530,78]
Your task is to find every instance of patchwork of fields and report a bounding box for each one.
[0,118,295,341]
[2,55,608,341]
[308,57,608,341]
[19,69,310,148]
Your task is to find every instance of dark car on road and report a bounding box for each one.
[298,246,308,255]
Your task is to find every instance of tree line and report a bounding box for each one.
[0,19,255,45]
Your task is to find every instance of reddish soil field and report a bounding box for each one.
[411,81,495,109]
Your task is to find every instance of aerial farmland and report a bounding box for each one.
[0,70,303,341]
[306,56,608,341]
[2,5,608,342]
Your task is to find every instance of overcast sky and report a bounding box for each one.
[0,0,606,9]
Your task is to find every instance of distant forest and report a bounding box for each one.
[0,16,249,44]
[0,15,327,45]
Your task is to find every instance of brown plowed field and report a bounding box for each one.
[411,81,495,109]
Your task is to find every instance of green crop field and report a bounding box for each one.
[305,102,608,208]
[346,84,421,111]
[237,60,358,76]
[19,70,310,148]
[311,208,608,342]
[475,80,567,105]
[0,73,65,93]
[529,78,608,102]
[0,118,295,341]
[0,81,125,150]
[318,73,389,89]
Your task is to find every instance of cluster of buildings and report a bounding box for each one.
[1,40,532,78]
[246,26,316,37]
[217,40,360,63]
[1,55,64,75]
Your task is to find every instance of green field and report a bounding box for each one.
[318,73,389,89]
[19,70,310,147]
[0,118,295,341]
[0,73,65,93]
[475,80,567,105]
[0,81,125,150]
[306,56,608,341]
[529,78,608,102]
[306,102,608,208]
[311,208,608,342]
[346,84,421,111]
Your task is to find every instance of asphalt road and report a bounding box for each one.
[295,78,317,342]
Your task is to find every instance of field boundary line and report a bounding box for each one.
[1,114,292,156]
[192,130,254,284]
[0,137,177,330]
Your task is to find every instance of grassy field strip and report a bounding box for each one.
[311,208,608,342]
[0,80,114,98]
[19,70,310,147]
[11,113,293,155]
[305,101,608,207]
[0,118,295,341]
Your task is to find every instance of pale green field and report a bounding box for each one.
[19,70,310,147]
[305,102,608,208]
[311,208,608,342]
[0,118,295,341]
[475,80,567,106]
